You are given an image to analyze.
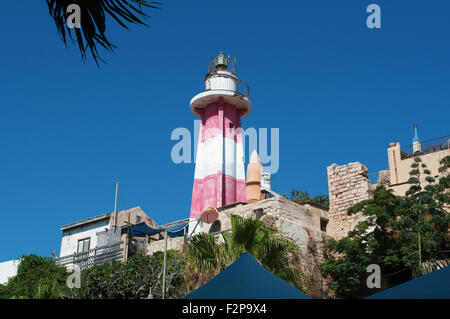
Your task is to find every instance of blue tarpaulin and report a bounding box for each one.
[127,223,163,237]
[167,223,188,238]
[126,222,188,238]
[365,266,450,299]
[185,252,310,299]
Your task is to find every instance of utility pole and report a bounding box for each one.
[162,229,168,299]
[114,181,120,228]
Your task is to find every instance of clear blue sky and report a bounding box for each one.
[0,1,449,261]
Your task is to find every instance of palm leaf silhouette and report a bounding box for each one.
[46,0,161,65]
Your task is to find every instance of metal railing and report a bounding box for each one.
[204,72,250,98]
[401,135,450,160]
[208,55,237,74]
[367,172,380,185]
[367,170,390,186]
[56,241,123,270]
[235,78,250,98]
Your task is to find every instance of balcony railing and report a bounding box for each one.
[204,72,250,98]
[367,170,390,186]
[401,135,450,160]
[56,241,123,270]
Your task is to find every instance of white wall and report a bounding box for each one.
[60,219,110,257]
[0,259,20,285]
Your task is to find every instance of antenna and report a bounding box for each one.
[114,181,120,228]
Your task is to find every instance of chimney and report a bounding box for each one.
[246,150,263,203]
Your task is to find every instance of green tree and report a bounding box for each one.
[185,215,309,293]
[0,254,68,299]
[46,1,161,64]
[399,156,450,275]
[320,187,408,298]
[320,156,449,298]
[76,250,186,299]
[289,190,329,207]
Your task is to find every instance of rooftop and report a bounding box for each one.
[401,135,450,159]
[59,206,144,231]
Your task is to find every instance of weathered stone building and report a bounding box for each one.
[327,162,370,240]
[208,196,332,298]
[327,128,449,240]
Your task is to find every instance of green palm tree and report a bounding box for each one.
[185,215,309,293]
[46,1,161,64]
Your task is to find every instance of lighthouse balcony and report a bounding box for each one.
[204,71,250,98]
[190,71,251,118]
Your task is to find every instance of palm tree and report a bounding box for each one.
[185,215,309,293]
[46,1,161,64]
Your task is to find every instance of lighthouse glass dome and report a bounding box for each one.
[190,52,251,119]
[215,52,228,69]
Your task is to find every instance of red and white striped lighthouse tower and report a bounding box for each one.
[189,52,251,230]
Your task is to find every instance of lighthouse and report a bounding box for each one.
[189,52,251,232]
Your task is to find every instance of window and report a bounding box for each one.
[209,220,222,234]
[320,219,328,233]
[136,215,142,224]
[77,238,90,253]
[254,208,264,219]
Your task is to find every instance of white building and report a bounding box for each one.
[0,259,20,285]
[58,207,156,269]
[59,213,112,258]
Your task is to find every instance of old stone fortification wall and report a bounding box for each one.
[211,197,333,298]
[146,236,185,256]
[327,162,371,240]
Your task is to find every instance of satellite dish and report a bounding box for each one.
[200,207,219,224]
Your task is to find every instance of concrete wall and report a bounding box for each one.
[0,259,20,285]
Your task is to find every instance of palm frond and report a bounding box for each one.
[185,215,310,294]
[185,233,226,273]
[46,0,161,65]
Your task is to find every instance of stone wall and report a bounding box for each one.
[327,162,370,240]
[147,236,185,256]
[112,206,157,229]
[207,197,333,298]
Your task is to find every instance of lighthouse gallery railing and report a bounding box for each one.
[204,72,250,98]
